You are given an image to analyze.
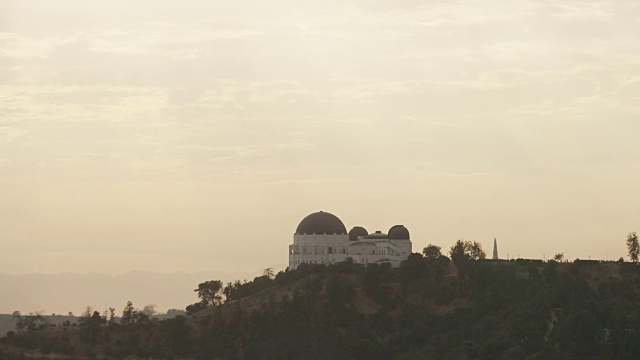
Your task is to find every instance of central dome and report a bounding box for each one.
[296,211,347,235]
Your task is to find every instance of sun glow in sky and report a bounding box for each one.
[2,0,640,275]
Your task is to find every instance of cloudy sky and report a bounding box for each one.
[1,0,640,275]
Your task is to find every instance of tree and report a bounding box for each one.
[449,239,486,262]
[166,309,186,318]
[263,267,275,279]
[449,239,486,289]
[399,253,429,281]
[627,232,639,263]
[423,244,443,260]
[135,311,150,323]
[186,301,208,315]
[78,308,105,344]
[469,241,486,260]
[108,307,116,325]
[13,311,48,333]
[141,304,157,318]
[121,301,135,325]
[164,315,192,357]
[554,253,565,262]
[194,280,224,306]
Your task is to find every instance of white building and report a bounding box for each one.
[288,211,412,270]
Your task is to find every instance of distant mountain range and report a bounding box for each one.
[0,268,283,316]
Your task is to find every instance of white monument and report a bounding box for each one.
[492,238,499,260]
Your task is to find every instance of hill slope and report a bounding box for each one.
[2,258,640,359]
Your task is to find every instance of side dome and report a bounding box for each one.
[349,226,368,241]
[388,225,410,240]
[296,211,347,235]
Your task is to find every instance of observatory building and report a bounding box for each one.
[288,211,412,270]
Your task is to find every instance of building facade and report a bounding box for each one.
[288,211,412,270]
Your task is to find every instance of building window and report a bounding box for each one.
[328,247,333,254]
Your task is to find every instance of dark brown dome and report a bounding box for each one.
[348,226,368,241]
[388,225,410,240]
[296,211,347,235]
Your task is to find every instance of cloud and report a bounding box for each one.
[206,143,315,162]
[0,126,26,142]
[532,1,617,20]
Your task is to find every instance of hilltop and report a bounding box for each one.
[2,257,640,359]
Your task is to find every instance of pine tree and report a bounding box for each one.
[121,301,135,325]
[627,232,639,263]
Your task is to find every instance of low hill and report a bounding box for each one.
[2,258,640,359]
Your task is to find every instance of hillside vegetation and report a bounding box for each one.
[2,256,640,360]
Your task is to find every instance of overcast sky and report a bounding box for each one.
[1,0,640,275]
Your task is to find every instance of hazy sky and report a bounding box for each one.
[2,0,640,275]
